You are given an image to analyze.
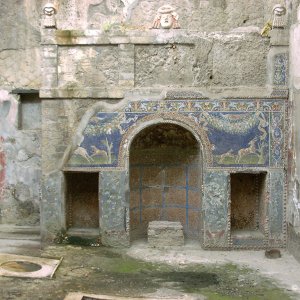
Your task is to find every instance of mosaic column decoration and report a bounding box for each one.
[99,170,130,247]
[203,171,229,249]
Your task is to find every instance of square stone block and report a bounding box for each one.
[147,221,184,248]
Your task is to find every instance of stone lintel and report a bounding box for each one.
[11,88,39,95]
[40,29,201,45]
[40,88,124,99]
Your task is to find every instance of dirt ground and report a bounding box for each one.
[0,241,300,300]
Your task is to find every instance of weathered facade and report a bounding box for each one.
[0,0,300,255]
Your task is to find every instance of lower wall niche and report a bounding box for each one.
[65,172,99,230]
[230,172,267,246]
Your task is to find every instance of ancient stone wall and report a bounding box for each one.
[0,0,297,255]
[0,0,43,225]
[54,0,284,32]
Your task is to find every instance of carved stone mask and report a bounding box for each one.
[273,4,286,16]
[160,13,173,29]
[43,3,56,16]
[152,4,180,29]
[158,5,176,29]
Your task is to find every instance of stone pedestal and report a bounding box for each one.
[147,221,184,248]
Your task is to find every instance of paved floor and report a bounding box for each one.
[127,241,300,296]
[0,238,299,299]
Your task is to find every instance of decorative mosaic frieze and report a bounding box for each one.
[65,98,287,170]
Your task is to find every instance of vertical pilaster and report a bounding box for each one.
[268,170,286,248]
[118,44,135,88]
[99,170,130,247]
[202,171,229,249]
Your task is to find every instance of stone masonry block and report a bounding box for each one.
[148,221,184,248]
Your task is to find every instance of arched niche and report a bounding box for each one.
[129,122,203,242]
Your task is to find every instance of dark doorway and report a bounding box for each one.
[65,172,99,229]
[129,123,202,242]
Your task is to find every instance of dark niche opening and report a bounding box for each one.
[230,173,267,238]
[65,172,99,229]
[129,123,202,242]
[18,93,41,130]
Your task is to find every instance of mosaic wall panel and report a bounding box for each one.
[66,98,286,169]
[203,171,229,248]
[270,112,285,167]
[273,53,288,87]
[130,163,201,239]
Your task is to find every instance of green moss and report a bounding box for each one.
[55,30,83,44]
[103,258,293,299]
[108,257,159,274]
[183,264,293,299]
[36,246,296,300]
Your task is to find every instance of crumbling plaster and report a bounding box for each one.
[0,91,41,225]
[0,0,42,225]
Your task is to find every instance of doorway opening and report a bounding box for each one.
[230,173,267,241]
[65,172,99,235]
[129,123,202,242]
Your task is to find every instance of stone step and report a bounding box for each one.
[0,239,41,255]
[67,227,100,237]
[0,225,41,255]
[0,225,40,241]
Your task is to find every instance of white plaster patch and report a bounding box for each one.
[0,91,18,126]
[0,253,62,279]
[64,292,199,300]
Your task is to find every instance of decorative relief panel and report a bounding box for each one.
[65,98,286,170]
[58,46,120,88]
[135,45,199,87]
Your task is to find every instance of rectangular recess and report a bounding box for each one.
[18,93,41,130]
[65,172,99,229]
[230,172,267,233]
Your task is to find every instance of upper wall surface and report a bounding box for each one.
[0,0,42,89]
[0,0,287,90]
[55,0,282,31]
[41,30,270,96]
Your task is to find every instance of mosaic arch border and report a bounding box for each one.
[118,112,213,169]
